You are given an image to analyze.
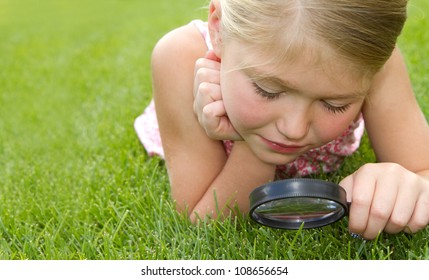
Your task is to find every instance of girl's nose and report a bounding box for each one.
[275,108,310,142]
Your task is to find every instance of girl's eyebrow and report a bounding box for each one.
[245,68,298,88]
[323,91,368,100]
[253,76,299,91]
[245,68,368,99]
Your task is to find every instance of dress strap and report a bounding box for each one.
[191,19,213,50]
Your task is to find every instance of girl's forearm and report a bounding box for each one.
[189,141,276,222]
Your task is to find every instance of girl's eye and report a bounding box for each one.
[252,82,282,100]
[322,101,351,114]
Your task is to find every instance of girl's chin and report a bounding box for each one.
[252,150,300,166]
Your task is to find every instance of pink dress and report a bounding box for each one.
[134,20,365,178]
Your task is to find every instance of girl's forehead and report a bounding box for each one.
[225,40,372,97]
[228,40,335,76]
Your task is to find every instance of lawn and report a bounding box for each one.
[0,0,428,260]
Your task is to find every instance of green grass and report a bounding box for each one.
[0,0,428,260]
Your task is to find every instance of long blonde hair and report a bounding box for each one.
[219,0,408,78]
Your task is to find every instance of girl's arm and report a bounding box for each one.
[363,47,429,171]
[340,47,429,239]
[152,24,276,221]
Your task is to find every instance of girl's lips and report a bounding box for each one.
[260,137,306,154]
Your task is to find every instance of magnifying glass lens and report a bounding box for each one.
[249,179,349,229]
[253,197,346,223]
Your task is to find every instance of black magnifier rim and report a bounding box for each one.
[249,178,348,229]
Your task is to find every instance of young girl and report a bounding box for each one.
[135,0,429,240]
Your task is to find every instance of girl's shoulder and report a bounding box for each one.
[151,21,208,69]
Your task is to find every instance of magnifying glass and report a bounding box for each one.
[249,178,349,229]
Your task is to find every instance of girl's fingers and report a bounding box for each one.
[339,175,353,203]
[403,178,429,233]
[343,163,429,239]
[193,81,221,120]
[202,100,242,140]
[341,168,375,235]
[406,196,429,233]
[204,49,221,62]
[383,179,417,234]
[363,176,398,239]
[193,66,220,98]
[193,52,221,79]
[192,52,240,140]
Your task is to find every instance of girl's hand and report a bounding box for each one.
[193,50,243,140]
[340,163,429,240]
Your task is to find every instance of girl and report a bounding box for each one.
[135,0,429,240]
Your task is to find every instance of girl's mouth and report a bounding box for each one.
[260,137,307,154]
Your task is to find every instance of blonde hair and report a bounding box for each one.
[219,0,408,78]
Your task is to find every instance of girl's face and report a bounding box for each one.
[220,41,369,165]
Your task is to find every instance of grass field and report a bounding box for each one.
[0,0,428,260]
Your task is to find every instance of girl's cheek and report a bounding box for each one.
[223,85,269,128]
[315,124,344,144]
[313,107,362,144]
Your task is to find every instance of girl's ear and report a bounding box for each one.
[208,0,222,59]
